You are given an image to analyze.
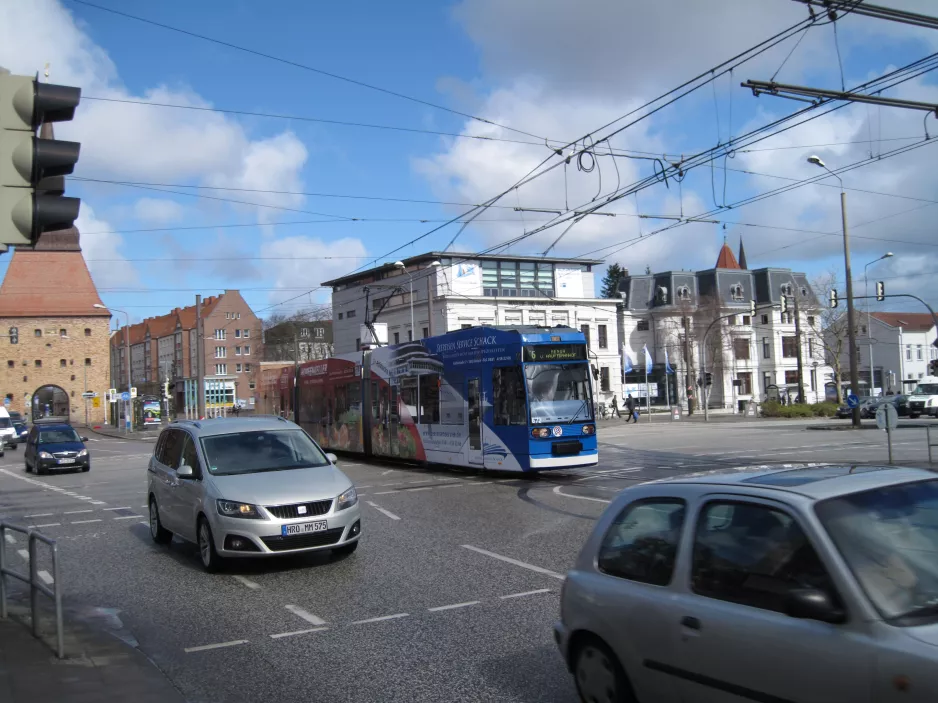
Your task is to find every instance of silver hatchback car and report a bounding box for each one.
[556,464,938,703]
[147,416,361,571]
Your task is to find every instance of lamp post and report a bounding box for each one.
[864,252,893,397]
[394,260,415,340]
[94,303,132,432]
[807,155,861,428]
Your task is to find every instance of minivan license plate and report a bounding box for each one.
[282,520,327,536]
[57,458,75,464]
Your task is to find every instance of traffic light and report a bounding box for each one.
[829,289,838,309]
[780,295,788,314]
[749,299,756,317]
[1,72,82,247]
[705,372,713,386]
[876,281,885,302]
[8,326,16,344]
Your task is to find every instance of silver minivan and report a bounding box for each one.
[147,416,361,571]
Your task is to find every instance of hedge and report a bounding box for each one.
[761,401,839,418]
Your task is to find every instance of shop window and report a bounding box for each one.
[492,367,526,426]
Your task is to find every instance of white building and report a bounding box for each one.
[851,312,937,395]
[617,241,834,410]
[323,252,624,405]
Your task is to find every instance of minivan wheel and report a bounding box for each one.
[149,499,172,545]
[198,518,223,573]
[573,637,634,703]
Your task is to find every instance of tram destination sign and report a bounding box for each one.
[523,344,587,362]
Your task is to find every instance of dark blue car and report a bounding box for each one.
[24,423,90,474]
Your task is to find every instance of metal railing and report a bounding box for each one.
[0,522,64,658]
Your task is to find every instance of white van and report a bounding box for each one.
[0,408,15,455]
[908,376,938,418]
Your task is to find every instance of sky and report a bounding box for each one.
[1,0,937,324]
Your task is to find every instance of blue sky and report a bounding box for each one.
[2,0,937,322]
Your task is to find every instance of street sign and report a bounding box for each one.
[81,391,95,399]
[670,405,682,421]
[108,388,117,399]
[847,394,859,408]
[876,403,898,431]
[120,391,130,402]
[2,397,8,407]
[130,387,137,399]
[92,397,101,409]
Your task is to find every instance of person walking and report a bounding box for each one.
[610,395,622,419]
[625,394,637,423]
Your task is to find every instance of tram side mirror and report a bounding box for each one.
[326,453,338,465]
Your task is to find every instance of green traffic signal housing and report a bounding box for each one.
[0,72,82,247]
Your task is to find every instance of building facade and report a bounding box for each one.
[617,241,833,410]
[323,252,624,406]
[847,312,937,395]
[0,228,111,424]
[110,290,263,412]
[263,320,333,361]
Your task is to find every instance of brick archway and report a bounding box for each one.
[31,385,69,422]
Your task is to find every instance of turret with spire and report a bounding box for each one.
[738,237,748,270]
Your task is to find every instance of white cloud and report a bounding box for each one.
[132,198,185,224]
[77,203,138,289]
[263,236,369,310]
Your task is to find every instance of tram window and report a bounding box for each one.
[419,374,440,424]
[400,377,418,421]
[371,381,380,421]
[493,366,526,425]
[347,382,361,414]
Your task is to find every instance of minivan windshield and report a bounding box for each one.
[200,429,331,476]
[816,479,938,623]
[911,383,938,395]
[38,428,81,444]
[0,418,10,429]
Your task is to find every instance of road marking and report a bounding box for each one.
[284,604,327,626]
[17,549,28,561]
[403,486,433,492]
[90,501,107,505]
[102,506,132,511]
[232,575,261,590]
[269,627,329,640]
[112,515,138,520]
[35,523,61,528]
[434,483,464,489]
[4,533,15,544]
[500,588,553,599]
[184,640,249,653]
[552,485,611,504]
[381,469,394,476]
[461,545,565,581]
[64,510,93,515]
[350,613,409,625]
[38,570,53,585]
[24,514,53,518]
[428,601,479,612]
[356,485,372,489]
[71,519,102,524]
[366,501,400,521]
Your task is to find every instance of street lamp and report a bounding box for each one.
[394,260,415,340]
[864,252,893,397]
[807,155,861,427]
[94,303,132,432]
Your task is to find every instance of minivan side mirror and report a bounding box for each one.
[326,453,338,465]
[784,588,846,624]
[80,436,89,442]
[177,464,194,478]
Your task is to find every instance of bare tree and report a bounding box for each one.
[810,269,849,403]
[263,307,334,362]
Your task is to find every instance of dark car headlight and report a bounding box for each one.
[216,500,263,519]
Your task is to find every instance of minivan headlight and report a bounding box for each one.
[78,449,88,457]
[336,487,358,511]
[216,500,263,519]
[39,451,53,459]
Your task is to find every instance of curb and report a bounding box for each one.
[84,426,159,442]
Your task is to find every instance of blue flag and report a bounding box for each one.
[642,345,653,375]
[665,349,675,375]
[623,353,633,374]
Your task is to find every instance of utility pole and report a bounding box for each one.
[841,191,861,427]
[195,294,205,419]
[792,291,806,403]
[83,361,88,427]
[682,315,693,413]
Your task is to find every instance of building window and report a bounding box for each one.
[733,338,750,360]
[781,311,793,324]
[917,345,924,360]
[245,363,251,372]
[460,324,472,330]
[60,329,67,337]
[235,346,241,355]
[782,336,797,358]
[244,345,250,356]
[215,346,226,358]
[906,345,912,361]
[760,314,769,325]
[807,315,815,326]
[237,312,241,319]
[808,338,815,359]
[598,325,608,349]
[762,337,771,359]
[482,260,554,297]
[34,329,41,338]
[600,366,611,392]
[249,381,256,390]
[355,338,361,351]
[236,363,242,373]
[727,315,737,326]
[84,328,91,337]
[347,310,357,319]
[215,364,227,375]
[636,318,649,332]
[763,371,773,392]
[737,372,752,395]
[6,360,12,368]
[422,327,429,339]
[393,332,400,344]
[677,286,690,301]
[742,315,751,325]
[235,329,241,338]
[785,370,799,385]
[60,359,66,367]
[338,312,344,320]
[810,369,817,392]
[243,329,250,338]
[408,330,413,342]
[730,284,744,301]
[34,360,41,368]
[214,329,226,340]
[580,324,590,347]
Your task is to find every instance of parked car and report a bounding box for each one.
[147,416,361,572]
[8,411,23,424]
[835,397,878,418]
[879,394,910,417]
[23,423,90,474]
[0,408,15,454]
[8,421,28,447]
[555,464,938,703]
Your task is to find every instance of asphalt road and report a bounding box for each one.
[0,418,935,702]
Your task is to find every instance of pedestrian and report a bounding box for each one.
[610,395,622,419]
[625,394,637,423]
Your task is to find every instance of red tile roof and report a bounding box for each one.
[114,295,225,344]
[715,243,741,270]
[0,250,110,317]
[871,312,936,332]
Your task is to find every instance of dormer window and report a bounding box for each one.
[800,286,808,297]
[781,283,793,297]
[730,284,744,301]
[656,286,669,304]
[677,286,690,301]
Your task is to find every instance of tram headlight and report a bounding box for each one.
[531,427,551,438]
[582,424,595,435]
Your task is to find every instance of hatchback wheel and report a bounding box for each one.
[198,518,223,573]
[574,638,634,703]
[149,499,172,545]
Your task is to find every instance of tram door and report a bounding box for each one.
[466,377,483,465]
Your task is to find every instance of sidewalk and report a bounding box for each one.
[85,425,160,442]
[0,599,185,703]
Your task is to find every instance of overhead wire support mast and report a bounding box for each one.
[791,0,938,31]
[742,80,938,117]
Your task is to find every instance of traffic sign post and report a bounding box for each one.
[847,394,859,409]
[875,403,899,464]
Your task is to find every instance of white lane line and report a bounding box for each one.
[356,485,372,489]
[500,588,553,599]
[374,490,399,495]
[366,501,400,521]
[35,523,61,528]
[381,469,394,476]
[24,513,53,518]
[4,533,15,544]
[112,515,138,521]
[350,613,409,625]
[184,640,249,653]
[428,601,479,612]
[90,501,107,506]
[64,510,93,515]
[269,627,329,640]
[434,483,464,489]
[38,570,53,585]
[231,575,261,590]
[461,545,565,581]
[17,549,28,561]
[402,486,434,493]
[284,604,327,626]
[71,519,102,525]
[102,506,132,511]
[552,485,611,504]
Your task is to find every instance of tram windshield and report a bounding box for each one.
[524,362,593,424]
